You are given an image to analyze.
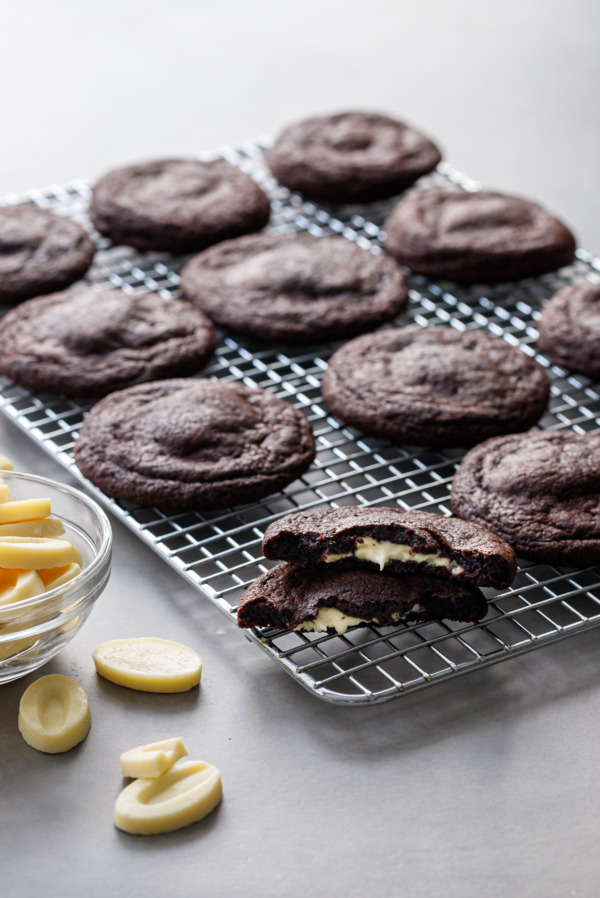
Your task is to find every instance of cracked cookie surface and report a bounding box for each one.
[537,281,600,379]
[266,111,442,203]
[451,430,600,565]
[74,378,315,510]
[384,188,576,283]
[90,158,270,253]
[180,233,408,343]
[0,290,217,397]
[0,205,95,303]
[322,327,550,447]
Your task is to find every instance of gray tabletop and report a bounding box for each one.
[2,2,600,896]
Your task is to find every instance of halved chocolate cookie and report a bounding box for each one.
[0,290,217,397]
[0,205,95,303]
[266,111,442,203]
[322,327,550,447]
[262,505,516,589]
[90,158,270,253]
[179,233,408,343]
[384,188,576,283]
[451,430,600,566]
[74,379,315,510]
[237,564,488,631]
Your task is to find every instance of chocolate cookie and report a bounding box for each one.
[322,327,550,447]
[74,379,315,510]
[450,430,600,566]
[0,205,95,304]
[262,505,516,588]
[265,111,442,203]
[90,159,270,253]
[384,188,576,283]
[0,289,217,398]
[179,233,408,343]
[537,281,600,379]
[236,564,488,631]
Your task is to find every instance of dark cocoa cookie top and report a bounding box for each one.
[451,430,600,566]
[90,158,271,253]
[265,111,442,203]
[0,290,217,398]
[262,505,516,588]
[537,281,600,379]
[322,327,550,447]
[384,188,576,283]
[0,205,95,304]
[74,378,315,511]
[179,233,408,343]
[236,563,487,630]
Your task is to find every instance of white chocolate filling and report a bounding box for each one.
[324,537,464,575]
[295,607,369,634]
[294,604,423,634]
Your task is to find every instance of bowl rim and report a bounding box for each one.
[0,469,112,613]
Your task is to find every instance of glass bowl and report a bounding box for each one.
[0,471,112,684]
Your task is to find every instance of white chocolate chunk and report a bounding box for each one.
[93,637,202,693]
[325,537,464,575]
[0,483,12,503]
[114,760,222,835]
[37,562,81,589]
[0,455,13,471]
[0,570,45,606]
[0,498,51,525]
[18,674,91,753]
[0,517,65,538]
[0,537,74,570]
[120,737,189,779]
[295,607,369,634]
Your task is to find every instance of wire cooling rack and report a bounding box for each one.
[1,140,600,705]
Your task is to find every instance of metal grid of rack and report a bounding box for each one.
[1,140,600,705]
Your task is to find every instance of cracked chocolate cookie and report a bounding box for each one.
[90,158,270,253]
[74,378,315,510]
[179,233,408,343]
[451,430,600,566]
[0,205,95,304]
[236,563,488,631]
[384,188,576,283]
[537,281,600,379]
[322,327,550,447]
[0,289,217,398]
[265,111,442,203]
[262,505,516,588]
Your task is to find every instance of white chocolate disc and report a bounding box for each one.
[93,637,202,693]
[0,537,74,570]
[0,498,51,525]
[18,674,91,753]
[114,760,222,835]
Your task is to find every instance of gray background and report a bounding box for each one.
[1,1,600,896]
